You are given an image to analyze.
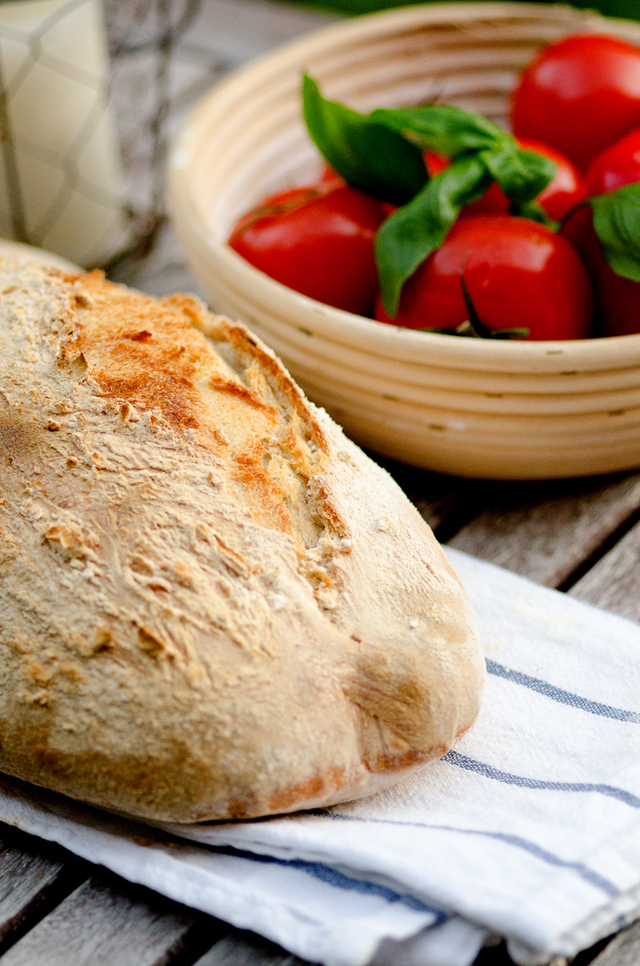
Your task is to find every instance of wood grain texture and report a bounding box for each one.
[193,930,306,966]
[0,840,63,945]
[584,923,640,966]
[447,472,640,587]
[568,518,640,621]
[0,828,85,953]
[0,875,199,966]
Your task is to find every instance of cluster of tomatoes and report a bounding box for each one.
[229,33,640,341]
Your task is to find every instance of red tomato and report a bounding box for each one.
[585,126,640,195]
[229,183,388,315]
[511,34,640,173]
[424,138,583,221]
[375,215,594,340]
[562,129,640,336]
[517,138,585,221]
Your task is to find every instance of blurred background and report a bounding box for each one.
[98,0,638,296]
[0,0,635,294]
[288,0,639,21]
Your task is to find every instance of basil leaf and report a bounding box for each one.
[370,103,510,156]
[481,147,556,204]
[370,104,556,220]
[513,199,559,229]
[589,182,640,282]
[376,155,492,316]
[302,74,427,205]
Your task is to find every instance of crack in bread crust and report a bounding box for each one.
[63,272,344,557]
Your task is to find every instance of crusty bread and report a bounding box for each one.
[0,257,484,822]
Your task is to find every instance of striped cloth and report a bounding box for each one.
[2,549,640,966]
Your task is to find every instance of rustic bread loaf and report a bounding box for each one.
[0,257,484,823]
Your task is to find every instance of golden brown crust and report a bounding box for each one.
[0,257,484,822]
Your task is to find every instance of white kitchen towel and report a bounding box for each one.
[1,548,639,966]
[0,770,462,966]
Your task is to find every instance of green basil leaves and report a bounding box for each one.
[302,74,640,315]
[481,148,555,207]
[302,76,558,315]
[302,75,427,206]
[375,156,492,315]
[370,103,510,155]
[589,182,640,283]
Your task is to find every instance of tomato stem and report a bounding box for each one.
[457,274,529,339]
[559,198,589,231]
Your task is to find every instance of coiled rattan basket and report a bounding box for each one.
[168,2,640,479]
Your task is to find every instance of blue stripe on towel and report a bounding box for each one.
[323,813,619,896]
[486,659,640,722]
[434,829,618,897]
[221,846,445,916]
[286,859,445,915]
[444,750,640,809]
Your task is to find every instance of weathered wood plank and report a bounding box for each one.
[582,923,640,966]
[193,929,306,966]
[446,472,640,587]
[0,828,88,958]
[0,836,64,946]
[0,874,202,966]
[568,517,640,622]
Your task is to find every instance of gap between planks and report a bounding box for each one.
[0,866,225,966]
[0,826,86,959]
[434,469,640,621]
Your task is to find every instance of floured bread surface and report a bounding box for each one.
[0,257,484,822]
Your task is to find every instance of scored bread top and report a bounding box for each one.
[0,257,484,822]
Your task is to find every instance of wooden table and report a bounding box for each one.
[1,1,640,964]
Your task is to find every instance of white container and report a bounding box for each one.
[0,0,128,266]
[168,2,640,480]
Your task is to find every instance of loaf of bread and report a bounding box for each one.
[0,257,484,822]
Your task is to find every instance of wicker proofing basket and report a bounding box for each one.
[167,1,640,480]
